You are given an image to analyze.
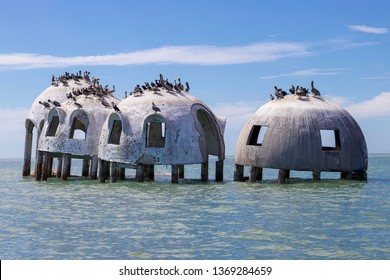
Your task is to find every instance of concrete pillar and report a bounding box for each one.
[146,165,154,181]
[82,158,90,177]
[48,156,53,177]
[90,156,98,179]
[99,159,106,183]
[119,167,126,180]
[234,164,244,181]
[215,160,224,182]
[22,127,33,176]
[41,152,49,181]
[56,157,62,178]
[313,170,321,180]
[110,162,117,183]
[201,161,208,181]
[178,165,185,179]
[61,154,70,180]
[171,164,179,183]
[35,151,43,181]
[256,167,263,181]
[136,164,145,182]
[278,169,288,184]
[249,166,257,182]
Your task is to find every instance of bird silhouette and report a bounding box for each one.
[48,99,61,107]
[152,102,161,114]
[311,81,321,96]
[112,102,121,112]
[39,101,51,109]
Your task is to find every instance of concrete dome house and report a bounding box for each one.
[234,93,368,183]
[22,72,120,180]
[98,76,226,183]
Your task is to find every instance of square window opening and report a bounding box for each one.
[247,125,268,146]
[320,129,341,151]
[146,122,166,148]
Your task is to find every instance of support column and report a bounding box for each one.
[35,151,43,181]
[110,162,117,183]
[249,166,257,182]
[136,164,145,182]
[313,170,321,180]
[61,154,70,180]
[171,164,179,183]
[256,167,263,181]
[41,152,49,181]
[234,164,244,181]
[119,167,126,180]
[82,158,90,177]
[56,157,62,178]
[278,169,288,184]
[215,160,224,182]
[90,156,98,179]
[48,156,53,177]
[99,159,106,183]
[22,128,33,176]
[146,165,154,181]
[178,165,185,179]
[201,161,208,182]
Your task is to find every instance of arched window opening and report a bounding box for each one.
[70,116,88,140]
[46,113,59,137]
[247,125,268,146]
[108,119,122,145]
[146,121,166,148]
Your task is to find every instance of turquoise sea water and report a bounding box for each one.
[0,156,389,259]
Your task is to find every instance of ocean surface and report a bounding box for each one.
[1,155,389,260]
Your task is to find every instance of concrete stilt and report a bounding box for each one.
[215,160,224,182]
[22,127,33,176]
[42,152,49,181]
[48,156,53,177]
[82,158,90,177]
[234,164,244,181]
[278,169,288,184]
[110,162,117,183]
[98,159,105,183]
[35,151,43,181]
[171,164,179,183]
[90,156,98,179]
[178,165,185,179]
[201,161,208,181]
[249,166,257,182]
[56,157,62,178]
[119,167,126,180]
[313,170,321,180]
[136,164,145,182]
[61,154,70,180]
[146,165,154,181]
[256,167,263,181]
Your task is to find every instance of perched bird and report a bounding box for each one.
[270,94,275,100]
[185,82,190,93]
[124,91,127,98]
[274,86,284,99]
[112,102,121,112]
[73,101,83,108]
[152,102,161,114]
[289,85,295,95]
[39,101,50,109]
[48,99,61,107]
[311,81,321,96]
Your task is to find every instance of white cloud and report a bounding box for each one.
[260,68,346,79]
[345,92,390,119]
[0,42,310,70]
[348,25,389,34]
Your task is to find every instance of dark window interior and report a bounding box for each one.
[247,125,268,146]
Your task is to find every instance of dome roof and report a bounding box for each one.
[235,95,368,172]
[99,89,226,165]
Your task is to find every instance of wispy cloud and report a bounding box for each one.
[345,92,390,119]
[0,42,310,70]
[260,68,346,79]
[348,25,389,34]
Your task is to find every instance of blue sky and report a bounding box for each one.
[1,0,390,157]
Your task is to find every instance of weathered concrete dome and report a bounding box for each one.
[235,95,368,182]
[99,89,226,166]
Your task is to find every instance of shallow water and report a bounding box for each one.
[0,156,389,259]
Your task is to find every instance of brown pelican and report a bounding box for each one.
[152,102,161,114]
[311,81,321,96]
[39,101,50,109]
[270,94,275,100]
[48,99,61,107]
[112,102,121,112]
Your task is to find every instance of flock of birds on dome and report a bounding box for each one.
[39,72,190,114]
[269,81,321,100]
